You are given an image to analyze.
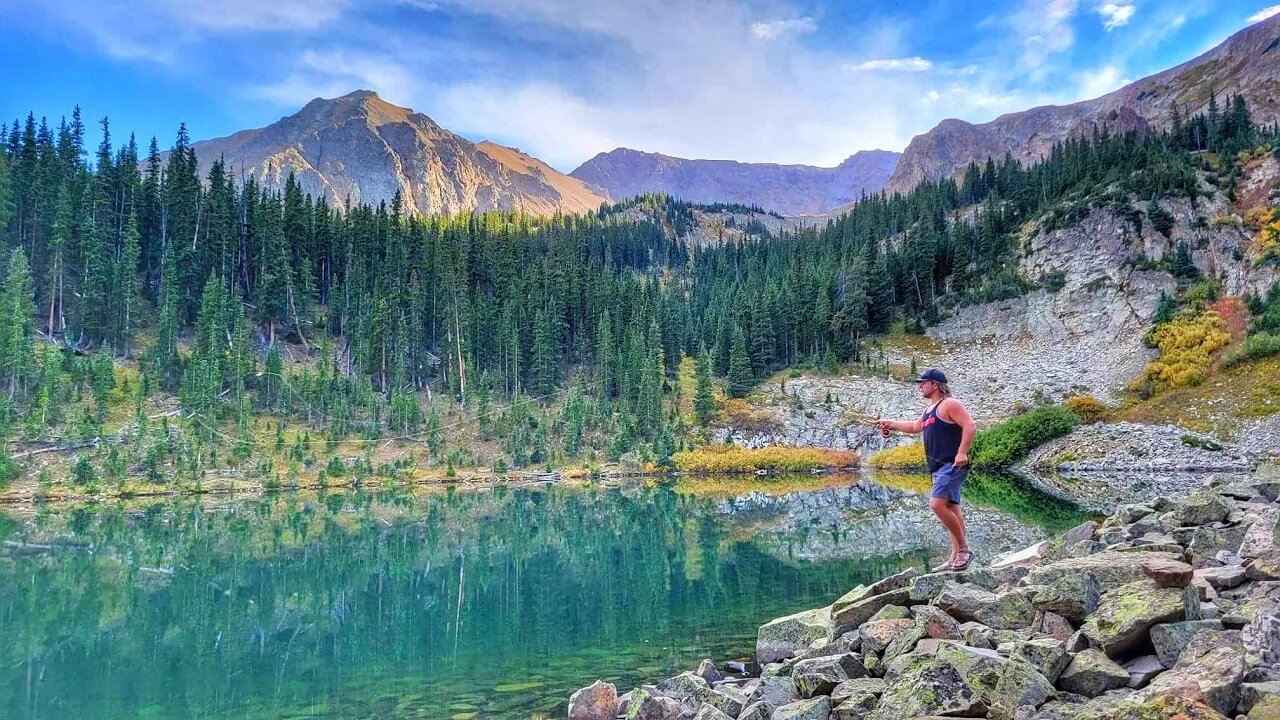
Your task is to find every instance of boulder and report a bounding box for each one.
[692,706,733,720]
[990,660,1055,720]
[1243,611,1280,667]
[1195,565,1247,591]
[792,654,865,698]
[1173,491,1235,526]
[655,672,709,700]
[1142,558,1194,588]
[568,680,618,720]
[1122,655,1164,688]
[1249,694,1280,719]
[960,621,995,648]
[831,691,878,719]
[1141,645,1245,716]
[935,641,1009,700]
[859,619,915,654]
[976,588,1038,630]
[1150,620,1223,668]
[831,678,886,704]
[1027,551,1184,593]
[832,589,912,633]
[1032,573,1102,622]
[1173,628,1242,669]
[1010,638,1069,681]
[1039,611,1074,643]
[1238,507,1279,559]
[737,702,770,720]
[757,607,835,665]
[1247,549,1280,580]
[625,688,684,720]
[913,605,961,640]
[867,653,987,719]
[746,675,797,713]
[1081,580,1197,659]
[704,688,747,717]
[867,605,910,622]
[696,659,723,683]
[770,696,830,720]
[935,581,997,622]
[1239,681,1280,715]
[1057,649,1130,697]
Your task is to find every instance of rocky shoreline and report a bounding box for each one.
[568,467,1280,719]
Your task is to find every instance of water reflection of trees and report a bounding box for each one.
[0,486,885,718]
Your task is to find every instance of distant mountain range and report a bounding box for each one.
[187,90,609,216]
[569,148,900,216]
[886,12,1280,193]
[185,13,1280,217]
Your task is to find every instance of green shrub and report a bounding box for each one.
[971,405,1079,468]
[1223,332,1280,367]
[1180,434,1223,452]
[0,453,20,487]
[72,455,97,485]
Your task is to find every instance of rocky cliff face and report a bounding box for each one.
[886,14,1280,194]
[188,90,610,216]
[571,148,900,216]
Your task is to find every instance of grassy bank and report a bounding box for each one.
[671,446,858,474]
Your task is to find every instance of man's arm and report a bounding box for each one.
[939,398,977,466]
[876,418,922,434]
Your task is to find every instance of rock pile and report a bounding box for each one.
[569,473,1280,719]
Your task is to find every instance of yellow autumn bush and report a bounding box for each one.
[1063,394,1108,424]
[867,442,927,468]
[672,445,858,473]
[1130,311,1231,397]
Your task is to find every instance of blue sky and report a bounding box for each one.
[2,0,1278,171]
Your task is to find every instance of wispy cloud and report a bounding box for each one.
[1096,2,1136,30]
[749,17,817,40]
[1075,64,1131,98]
[1249,4,1280,22]
[846,56,933,72]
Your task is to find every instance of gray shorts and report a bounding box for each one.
[930,463,968,504]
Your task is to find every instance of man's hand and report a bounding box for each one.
[953,452,969,468]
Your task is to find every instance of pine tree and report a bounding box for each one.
[115,210,142,355]
[727,326,752,398]
[151,242,180,385]
[1,247,36,397]
[694,348,715,426]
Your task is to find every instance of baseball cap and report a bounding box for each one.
[913,368,948,384]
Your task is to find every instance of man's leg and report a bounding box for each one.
[930,497,965,560]
[950,502,970,555]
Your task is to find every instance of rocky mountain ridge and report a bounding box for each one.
[886,14,1280,194]
[571,148,900,216]
[186,90,610,216]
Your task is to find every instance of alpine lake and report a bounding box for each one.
[0,470,1088,719]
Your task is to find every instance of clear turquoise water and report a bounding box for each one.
[0,473,1082,719]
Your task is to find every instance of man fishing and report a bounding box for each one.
[873,368,977,571]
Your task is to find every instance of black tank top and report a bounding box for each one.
[922,402,963,472]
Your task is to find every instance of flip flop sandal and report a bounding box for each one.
[949,550,974,571]
[931,559,956,573]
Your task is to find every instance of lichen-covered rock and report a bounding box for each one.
[695,659,722,683]
[1140,645,1244,716]
[935,581,997,622]
[1243,609,1280,668]
[1032,572,1102,622]
[831,691,878,720]
[757,607,835,665]
[832,569,919,616]
[1195,565,1247,591]
[736,701,770,720]
[867,605,911,622]
[1027,551,1184,593]
[1247,549,1280,580]
[1141,558,1194,588]
[1058,649,1130,697]
[990,660,1054,720]
[1239,681,1280,715]
[859,619,916,654]
[1150,620,1223,668]
[1039,610,1074,643]
[831,677,886,704]
[832,589,912,634]
[976,588,1038,630]
[1249,694,1280,719]
[704,687,747,717]
[1174,491,1235,526]
[1010,638,1069,681]
[867,653,987,719]
[692,705,732,720]
[770,696,830,720]
[569,680,618,720]
[1239,507,1279,559]
[1081,580,1196,658]
[1173,628,1241,669]
[792,654,865,698]
[625,688,684,720]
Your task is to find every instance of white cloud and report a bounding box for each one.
[1002,0,1081,79]
[1096,2,1135,30]
[248,50,419,108]
[924,90,941,102]
[846,56,934,72]
[749,17,817,40]
[1249,4,1280,22]
[1074,64,1131,99]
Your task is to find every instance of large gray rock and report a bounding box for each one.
[569,680,618,720]
[830,691,878,720]
[625,688,685,720]
[990,660,1055,720]
[1058,649,1130,697]
[1150,620,1224,668]
[976,588,1038,630]
[770,696,830,720]
[1032,572,1102,623]
[858,619,915,654]
[757,607,835,665]
[1140,645,1245,716]
[1243,610,1280,668]
[1239,681,1280,715]
[746,675,798,713]
[1027,551,1185,593]
[1173,491,1235,526]
[792,654,865,698]
[831,677,886,704]
[1122,655,1164,688]
[692,706,733,720]
[935,581,997,622]
[913,605,962,640]
[867,652,988,719]
[831,569,919,616]
[655,672,709,700]
[832,589,912,633]
[1081,580,1197,658]
[1010,638,1069,681]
